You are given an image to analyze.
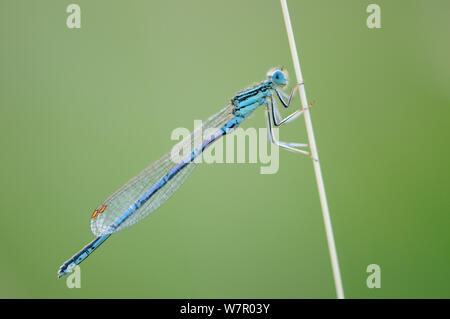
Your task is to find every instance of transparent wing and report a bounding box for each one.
[90,104,234,236]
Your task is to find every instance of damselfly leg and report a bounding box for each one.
[265,106,310,156]
[271,83,315,126]
[270,96,314,127]
[273,82,302,108]
[265,82,318,157]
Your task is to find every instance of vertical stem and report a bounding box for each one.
[280,0,345,299]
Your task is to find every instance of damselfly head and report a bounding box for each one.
[267,68,288,87]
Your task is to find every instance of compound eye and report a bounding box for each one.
[272,70,286,85]
[274,71,281,79]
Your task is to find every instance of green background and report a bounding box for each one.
[0,0,449,298]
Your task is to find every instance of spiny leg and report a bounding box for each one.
[272,96,283,123]
[274,82,303,108]
[265,107,310,156]
[270,96,315,127]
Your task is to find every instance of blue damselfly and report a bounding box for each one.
[58,68,313,278]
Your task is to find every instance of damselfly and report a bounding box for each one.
[58,68,314,278]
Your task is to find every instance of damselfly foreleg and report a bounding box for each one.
[271,83,314,126]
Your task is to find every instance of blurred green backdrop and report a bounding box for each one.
[0,0,449,298]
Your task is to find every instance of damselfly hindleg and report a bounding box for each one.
[265,106,310,156]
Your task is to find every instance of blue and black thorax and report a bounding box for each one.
[221,80,274,133]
